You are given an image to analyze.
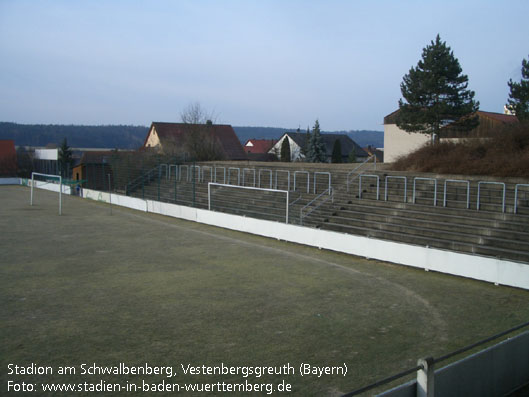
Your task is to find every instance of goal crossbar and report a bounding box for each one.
[30,172,63,215]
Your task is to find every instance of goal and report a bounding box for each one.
[208,182,290,223]
[30,172,63,215]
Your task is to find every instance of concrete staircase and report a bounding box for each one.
[125,163,529,264]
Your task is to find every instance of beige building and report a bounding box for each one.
[383,110,518,163]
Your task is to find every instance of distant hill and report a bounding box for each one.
[0,122,148,149]
[233,126,384,148]
[0,122,384,149]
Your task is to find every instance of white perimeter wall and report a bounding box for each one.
[0,178,21,185]
[384,123,430,163]
[25,179,71,194]
[82,188,529,290]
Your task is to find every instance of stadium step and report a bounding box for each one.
[122,162,529,263]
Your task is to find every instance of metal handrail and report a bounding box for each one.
[275,170,290,191]
[443,179,470,209]
[314,171,331,195]
[168,164,178,180]
[514,184,529,214]
[214,166,226,184]
[359,174,380,200]
[294,170,310,193]
[342,320,529,397]
[385,175,407,202]
[288,191,303,207]
[413,177,437,206]
[227,167,240,185]
[201,166,213,183]
[477,181,506,212]
[242,168,256,187]
[179,165,189,182]
[126,165,160,194]
[159,164,168,179]
[346,155,376,192]
[258,169,273,189]
[300,187,333,225]
[190,165,200,183]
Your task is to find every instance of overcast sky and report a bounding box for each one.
[1,0,528,131]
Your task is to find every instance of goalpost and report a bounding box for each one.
[208,182,290,223]
[30,172,63,215]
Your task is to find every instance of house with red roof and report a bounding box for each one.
[383,110,519,163]
[243,139,278,161]
[143,122,246,161]
[243,139,277,154]
[0,140,17,176]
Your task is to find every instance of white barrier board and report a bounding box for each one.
[80,189,529,290]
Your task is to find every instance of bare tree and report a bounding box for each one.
[179,102,224,161]
[180,102,217,124]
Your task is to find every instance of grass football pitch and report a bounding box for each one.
[1,185,529,396]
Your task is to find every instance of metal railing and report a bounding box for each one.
[126,165,160,195]
[514,184,529,214]
[214,167,226,184]
[190,165,200,183]
[168,164,178,180]
[201,166,213,183]
[179,165,189,182]
[258,169,273,189]
[274,170,290,191]
[477,181,506,212]
[342,320,529,397]
[443,179,470,209]
[413,177,437,206]
[346,155,377,192]
[314,171,331,194]
[384,175,407,202]
[358,174,380,200]
[242,168,256,187]
[300,187,334,226]
[294,170,310,193]
[227,167,240,185]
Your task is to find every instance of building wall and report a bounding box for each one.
[269,135,304,162]
[144,128,160,148]
[384,123,430,163]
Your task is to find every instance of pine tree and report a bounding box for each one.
[280,137,291,162]
[348,149,357,163]
[58,138,72,178]
[507,55,529,120]
[307,120,326,162]
[303,126,311,160]
[397,34,479,140]
[331,139,342,163]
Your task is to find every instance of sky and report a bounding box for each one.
[0,0,528,131]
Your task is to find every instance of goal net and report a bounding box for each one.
[30,172,63,215]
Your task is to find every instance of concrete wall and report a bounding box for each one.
[81,188,529,290]
[268,135,304,162]
[384,123,430,163]
[379,331,529,397]
[23,178,71,194]
[0,178,21,185]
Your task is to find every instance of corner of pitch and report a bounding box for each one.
[299,363,347,377]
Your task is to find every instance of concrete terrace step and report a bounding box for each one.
[330,195,529,226]
[124,167,529,263]
[318,222,529,263]
[330,207,529,240]
[324,213,529,253]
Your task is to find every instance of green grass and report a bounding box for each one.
[1,185,529,396]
